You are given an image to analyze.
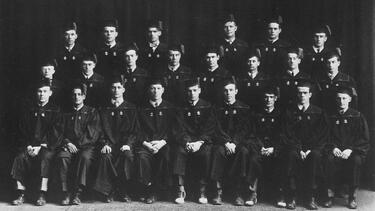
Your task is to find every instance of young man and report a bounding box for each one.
[219,14,249,77]
[156,44,193,106]
[198,46,232,105]
[95,19,125,79]
[316,51,357,112]
[252,16,291,77]
[237,50,272,110]
[57,83,101,205]
[252,86,286,207]
[55,22,88,81]
[323,87,369,209]
[94,77,139,203]
[11,81,61,206]
[115,45,150,105]
[211,79,260,206]
[282,82,329,210]
[135,79,180,204]
[172,79,216,204]
[277,47,311,109]
[302,24,333,79]
[77,53,106,108]
[138,20,168,74]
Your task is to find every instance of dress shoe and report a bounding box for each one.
[245,192,257,206]
[71,192,82,205]
[174,186,186,204]
[234,195,244,206]
[212,189,223,205]
[12,193,25,206]
[276,195,286,208]
[198,186,208,204]
[348,198,357,209]
[121,193,131,203]
[61,192,70,206]
[323,197,333,208]
[146,194,156,204]
[286,199,296,210]
[36,193,46,206]
[307,197,318,210]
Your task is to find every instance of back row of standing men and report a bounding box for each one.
[11,14,368,210]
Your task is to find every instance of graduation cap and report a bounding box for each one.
[168,43,185,54]
[204,44,224,57]
[147,20,163,31]
[148,77,167,88]
[286,47,304,59]
[102,19,119,29]
[184,78,201,88]
[262,85,280,97]
[313,24,332,37]
[35,79,52,90]
[124,42,140,54]
[81,53,98,64]
[265,15,283,26]
[71,82,88,95]
[324,48,342,61]
[223,14,237,24]
[40,58,58,68]
[63,22,77,32]
[246,48,262,60]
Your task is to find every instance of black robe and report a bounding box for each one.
[219,38,249,77]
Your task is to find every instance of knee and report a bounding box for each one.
[99,153,112,162]
[80,151,94,163]
[121,150,134,159]
[212,145,226,157]
[350,154,362,167]
[287,150,299,160]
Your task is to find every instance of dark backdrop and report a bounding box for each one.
[1,0,374,194]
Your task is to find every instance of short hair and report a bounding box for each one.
[296,81,313,91]
[266,15,283,28]
[109,76,125,87]
[325,50,341,61]
[246,48,261,60]
[223,14,237,25]
[148,78,166,88]
[81,53,97,64]
[103,19,118,29]
[124,43,139,54]
[63,22,77,32]
[335,86,353,97]
[71,82,87,95]
[313,24,331,37]
[223,77,237,89]
[185,78,200,89]
[40,59,58,68]
[35,80,51,90]
[287,47,303,59]
[168,43,185,54]
[263,86,279,96]
[147,20,163,31]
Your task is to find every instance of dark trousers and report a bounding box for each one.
[135,145,170,187]
[11,148,55,184]
[259,154,284,192]
[57,147,95,192]
[172,144,211,186]
[324,153,363,196]
[93,150,134,195]
[284,150,321,195]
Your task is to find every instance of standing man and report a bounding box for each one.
[11,81,61,206]
[95,19,125,79]
[94,77,139,203]
[323,87,369,209]
[156,44,193,106]
[253,16,291,77]
[210,79,260,206]
[172,79,216,204]
[282,82,328,210]
[55,22,88,81]
[138,20,168,75]
[57,83,101,205]
[135,79,180,204]
[219,14,249,77]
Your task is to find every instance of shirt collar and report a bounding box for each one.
[168,64,180,72]
[83,71,94,79]
[313,46,324,53]
[149,99,162,108]
[74,104,84,111]
[111,98,124,107]
[65,43,75,52]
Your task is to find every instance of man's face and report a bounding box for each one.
[41,65,55,79]
[111,82,125,99]
[187,85,201,102]
[264,93,277,108]
[313,32,327,48]
[36,86,52,104]
[224,21,237,38]
[326,57,340,72]
[297,86,312,104]
[267,22,281,40]
[336,93,351,110]
[147,27,161,43]
[103,26,118,43]
[223,84,238,102]
[205,53,220,68]
[125,50,138,66]
[247,56,260,71]
[287,53,301,70]
[82,60,96,75]
[168,50,181,66]
[149,84,164,101]
[64,30,78,46]
[72,88,86,106]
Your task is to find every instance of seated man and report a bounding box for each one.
[11,81,61,206]
[93,77,139,203]
[172,78,216,204]
[135,79,180,204]
[57,83,101,205]
[282,81,328,210]
[211,79,260,206]
[323,87,370,209]
[252,86,286,207]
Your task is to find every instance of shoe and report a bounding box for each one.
[175,186,186,204]
[198,186,208,204]
[12,193,25,206]
[286,199,296,210]
[71,192,81,205]
[323,197,333,208]
[121,193,131,203]
[276,195,286,208]
[36,193,46,206]
[146,194,156,204]
[348,198,357,209]
[61,192,70,206]
[212,189,223,205]
[307,197,318,210]
[234,195,244,206]
[245,192,257,206]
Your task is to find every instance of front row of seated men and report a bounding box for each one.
[10,76,369,210]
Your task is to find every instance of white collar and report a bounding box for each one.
[111,98,124,107]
